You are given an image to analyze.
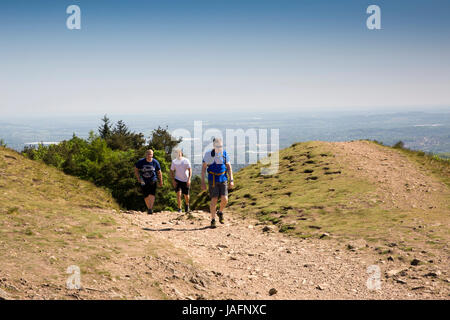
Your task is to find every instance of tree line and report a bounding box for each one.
[22,115,205,211]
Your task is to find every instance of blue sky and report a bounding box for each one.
[1,0,449,115]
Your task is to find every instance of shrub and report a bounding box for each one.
[393,141,405,149]
[22,119,179,211]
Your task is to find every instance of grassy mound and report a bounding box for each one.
[228,141,449,255]
[228,141,376,239]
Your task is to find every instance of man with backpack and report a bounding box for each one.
[134,149,163,214]
[201,137,234,228]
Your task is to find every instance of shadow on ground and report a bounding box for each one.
[142,226,212,232]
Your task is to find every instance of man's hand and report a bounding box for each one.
[186,179,191,187]
[172,180,177,188]
[158,180,163,187]
[229,180,234,189]
[201,181,206,191]
[137,177,145,186]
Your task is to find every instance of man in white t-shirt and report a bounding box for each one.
[170,149,192,213]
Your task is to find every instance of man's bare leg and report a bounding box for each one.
[176,191,182,210]
[219,195,228,212]
[210,197,218,220]
[184,194,190,206]
[145,195,155,210]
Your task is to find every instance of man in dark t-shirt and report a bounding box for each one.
[134,149,163,214]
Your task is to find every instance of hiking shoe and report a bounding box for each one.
[217,211,224,224]
[178,208,182,213]
[210,219,217,228]
[185,204,190,213]
[147,209,153,215]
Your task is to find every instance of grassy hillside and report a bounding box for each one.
[229,141,374,238]
[0,147,167,299]
[227,141,450,257]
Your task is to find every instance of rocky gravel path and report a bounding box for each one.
[125,209,448,299]
[329,141,449,211]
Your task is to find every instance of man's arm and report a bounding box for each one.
[170,169,176,187]
[201,162,207,190]
[226,162,234,189]
[186,167,192,186]
[134,167,142,183]
[157,170,163,187]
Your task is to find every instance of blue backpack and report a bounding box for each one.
[207,149,227,186]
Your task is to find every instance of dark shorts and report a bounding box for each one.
[174,179,190,195]
[141,181,157,197]
[208,180,228,198]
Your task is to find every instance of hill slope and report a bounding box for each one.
[230,141,449,250]
[0,147,212,299]
[1,143,448,299]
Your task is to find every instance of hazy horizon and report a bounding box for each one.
[2,106,450,119]
[2,110,449,156]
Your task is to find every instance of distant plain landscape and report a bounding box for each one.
[1,110,449,160]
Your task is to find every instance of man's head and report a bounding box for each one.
[171,148,183,161]
[212,137,223,156]
[145,149,154,161]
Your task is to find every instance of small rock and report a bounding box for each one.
[194,284,206,291]
[387,256,394,262]
[424,271,441,278]
[315,285,325,290]
[410,259,421,266]
[319,233,330,239]
[172,288,182,297]
[396,279,407,285]
[412,286,425,290]
[268,288,277,296]
[189,277,199,284]
[386,269,405,278]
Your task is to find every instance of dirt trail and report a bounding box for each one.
[329,141,449,210]
[118,141,449,300]
[120,209,448,300]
